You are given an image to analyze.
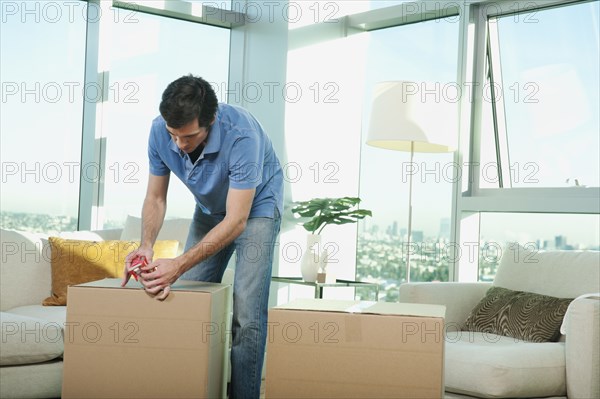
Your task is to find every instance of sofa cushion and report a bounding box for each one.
[7,305,67,328]
[43,237,179,306]
[120,215,191,256]
[494,244,600,298]
[0,359,63,399]
[1,229,51,311]
[0,312,63,366]
[445,331,566,398]
[463,286,572,343]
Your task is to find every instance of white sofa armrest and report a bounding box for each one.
[1,230,51,310]
[399,282,491,328]
[565,297,600,399]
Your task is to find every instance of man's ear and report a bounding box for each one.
[210,116,216,126]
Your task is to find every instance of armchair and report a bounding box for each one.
[399,245,599,399]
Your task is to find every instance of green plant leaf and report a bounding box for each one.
[291,197,372,235]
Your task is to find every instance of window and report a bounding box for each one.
[457,0,600,282]
[97,6,230,228]
[478,212,600,280]
[278,5,460,302]
[0,2,87,233]
[486,2,599,188]
[0,2,232,232]
[276,33,366,301]
[358,18,460,301]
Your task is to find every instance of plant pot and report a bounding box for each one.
[301,234,321,282]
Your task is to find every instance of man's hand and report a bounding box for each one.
[121,247,154,287]
[138,258,182,301]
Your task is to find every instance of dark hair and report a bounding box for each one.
[159,75,218,129]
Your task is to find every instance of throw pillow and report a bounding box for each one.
[462,286,573,342]
[43,237,179,306]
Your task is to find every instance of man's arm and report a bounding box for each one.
[140,187,254,295]
[121,173,169,286]
[140,173,170,249]
[176,187,254,273]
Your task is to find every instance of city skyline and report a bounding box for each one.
[2,210,598,252]
[361,216,599,251]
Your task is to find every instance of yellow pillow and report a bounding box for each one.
[43,237,179,306]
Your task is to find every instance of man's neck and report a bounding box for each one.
[188,141,206,164]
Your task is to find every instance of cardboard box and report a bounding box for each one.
[265,299,445,399]
[62,278,231,399]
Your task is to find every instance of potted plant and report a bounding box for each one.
[291,197,372,282]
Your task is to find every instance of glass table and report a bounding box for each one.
[271,276,379,300]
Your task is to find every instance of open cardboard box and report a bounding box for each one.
[62,278,231,399]
[265,299,446,398]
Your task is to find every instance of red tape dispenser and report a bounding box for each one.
[129,256,148,281]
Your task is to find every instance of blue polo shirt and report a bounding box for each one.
[148,103,283,218]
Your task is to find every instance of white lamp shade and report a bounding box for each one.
[366,81,457,153]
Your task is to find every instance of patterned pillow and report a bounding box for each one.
[463,286,573,342]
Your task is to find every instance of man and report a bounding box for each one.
[121,75,283,399]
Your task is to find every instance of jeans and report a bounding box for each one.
[180,205,281,399]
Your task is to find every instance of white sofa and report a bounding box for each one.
[0,217,195,399]
[399,244,600,399]
[0,228,116,398]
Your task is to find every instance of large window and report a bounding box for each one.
[0,1,231,233]
[97,4,230,228]
[276,33,366,303]
[0,2,87,233]
[276,7,460,303]
[485,1,599,188]
[357,18,460,301]
[458,0,600,282]
[3,0,596,293]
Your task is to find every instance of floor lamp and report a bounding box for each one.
[365,81,456,283]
